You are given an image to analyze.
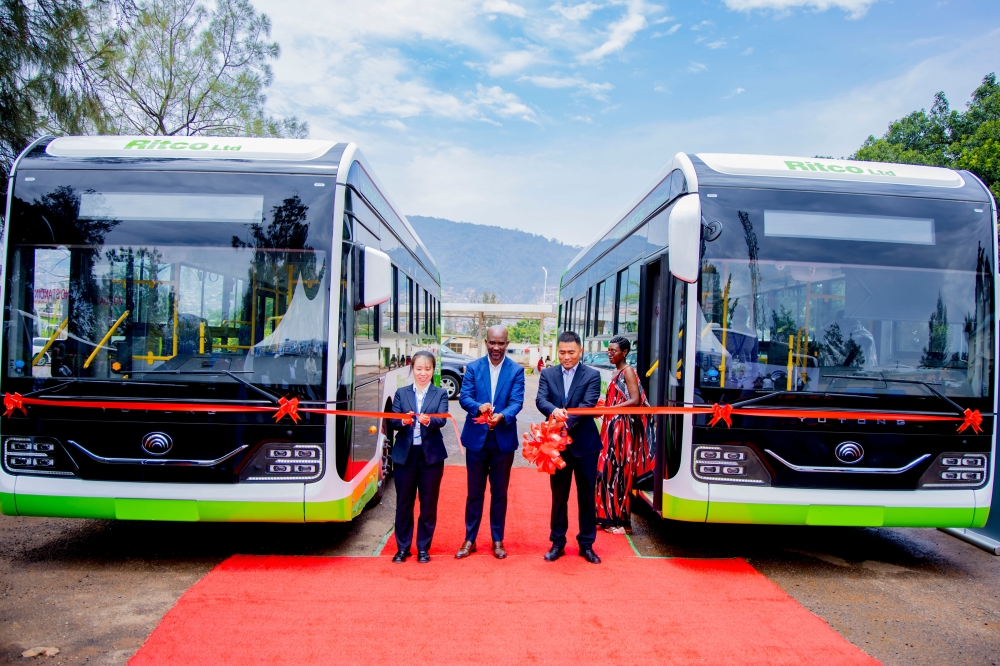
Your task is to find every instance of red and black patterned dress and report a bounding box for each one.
[595,367,656,527]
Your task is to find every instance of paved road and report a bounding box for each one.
[1,371,998,664]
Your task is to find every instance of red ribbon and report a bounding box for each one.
[958,408,983,434]
[272,396,300,423]
[566,402,990,434]
[3,392,26,417]
[708,403,733,428]
[521,416,571,474]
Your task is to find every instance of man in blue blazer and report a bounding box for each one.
[456,325,525,560]
[536,330,603,564]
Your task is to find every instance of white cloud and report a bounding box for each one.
[741,47,754,55]
[550,2,602,21]
[722,0,877,19]
[482,0,528,18]
[724,87,746,98]
[473,84,539,122]
[482,49,545,76]
[707,39,728,49]
[652,15,676,24]
[579,0,655,63]
[690,20,715,30]
[570,115,593,122]
[520,74,615,100]
[383,119,407,129]
[652,23,681,37]
[653,85,668,93]
[688,61,708,73]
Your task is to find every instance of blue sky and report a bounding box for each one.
[255,0,1000,245]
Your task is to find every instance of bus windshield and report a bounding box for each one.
[695,188,995,405]
[4,170,334,393]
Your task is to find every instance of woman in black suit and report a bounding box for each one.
[388,350,450,563]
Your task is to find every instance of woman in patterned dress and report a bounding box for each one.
[595,336,655,534]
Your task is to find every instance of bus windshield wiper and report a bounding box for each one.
[731,390,878,409]
[131,368,281,404]
[821,374,966,415]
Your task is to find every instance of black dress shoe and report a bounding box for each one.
[543,544,565,561]
[417,550,431,563]
[392,551,411,563]
[580,548,601,564]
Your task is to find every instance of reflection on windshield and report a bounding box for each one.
[696,248,995,399]
[5,183,330,390]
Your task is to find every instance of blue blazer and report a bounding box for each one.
[459,355,525,453]
[388,384,450,466]
[535,363,603,457]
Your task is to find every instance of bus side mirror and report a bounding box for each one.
[668,194,701,283]
[355,245,392,310]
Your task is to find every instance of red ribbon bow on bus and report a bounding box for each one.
[708,403,733,428]
[273,396,301,423]
[958,408,983,434]
[3,392,26,417]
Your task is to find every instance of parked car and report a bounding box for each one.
[31,337,50,365]
[441,349,475,399]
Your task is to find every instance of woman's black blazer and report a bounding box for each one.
[388,384,450,466]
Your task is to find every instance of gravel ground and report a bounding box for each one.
[2,370,998,664]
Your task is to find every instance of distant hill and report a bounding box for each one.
[408,215,581,303]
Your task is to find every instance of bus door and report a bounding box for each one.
[637,256,665,511]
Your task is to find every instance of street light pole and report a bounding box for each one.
[541,267,548,362]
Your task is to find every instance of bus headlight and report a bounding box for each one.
[241,444,324,483]
[2,437,76,477]
[693,445,771,485]
[918,452,988,489]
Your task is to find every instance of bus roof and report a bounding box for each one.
[14,135,440,283]
[565,151,992,279]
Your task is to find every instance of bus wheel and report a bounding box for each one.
[370,413,394,507]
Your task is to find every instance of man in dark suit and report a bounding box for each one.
[456,325,525,560]
[536,330,603,564]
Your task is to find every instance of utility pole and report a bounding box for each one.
[541,267,548,361]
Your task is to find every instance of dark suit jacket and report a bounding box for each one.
[388,384,450,466]
[459,355,525,453]
[536,363,603,457]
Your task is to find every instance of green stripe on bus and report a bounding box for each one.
[12,494,305,522]
[661,493,708,522]
[1,492,17,516]
[971,505,990,528]
[706,501,976,527]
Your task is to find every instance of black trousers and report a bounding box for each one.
[549,449,599,548]
[393,446,444,553]
[464,431,516,543]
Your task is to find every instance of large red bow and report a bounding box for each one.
[273,396,301,423]
[958,408,983,434]
[3,392,26,417]
[521,416,571,474]
[708,403,733,428]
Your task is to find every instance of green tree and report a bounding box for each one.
[508,318,543,344]
[852,73,1000,201]
[0,0,108,179]
[83,0,305,137]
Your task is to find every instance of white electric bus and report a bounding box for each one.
[560,153,996,528]
[0,135,441,522]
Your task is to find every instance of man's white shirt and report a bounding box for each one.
[561,362,579,401]
[488,357,504,403]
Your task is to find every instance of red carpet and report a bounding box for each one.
[130,467,880,666]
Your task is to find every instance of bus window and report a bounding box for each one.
[617,262,640,333]
[594,279,613,336]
